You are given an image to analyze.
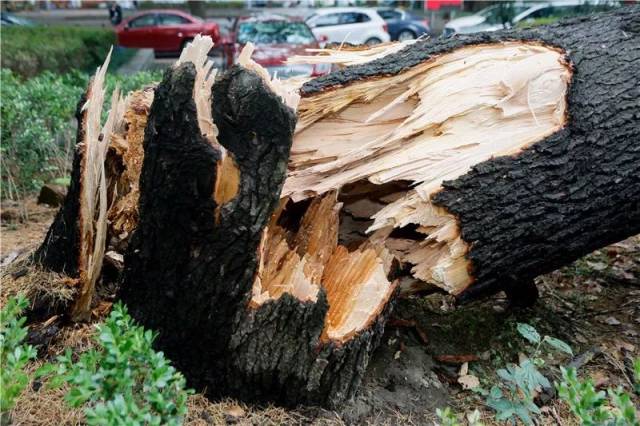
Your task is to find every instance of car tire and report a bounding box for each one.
[365,37,382,46]
[397,30,416,41]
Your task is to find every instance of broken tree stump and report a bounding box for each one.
[119,40,397,406]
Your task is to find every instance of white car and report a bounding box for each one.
[306,8,390,45]
[443,1,590,37]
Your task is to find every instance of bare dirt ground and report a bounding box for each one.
[1,197,639,425]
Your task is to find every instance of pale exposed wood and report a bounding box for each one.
[287,40,417,67]
[238,42,301,111]
[251,192,341,306]
[250,192,396,343]
[321,245,396,343]
[283,42,571,295]
[177,35,218,145]
[72,49,126,320]
[107,88,155,240]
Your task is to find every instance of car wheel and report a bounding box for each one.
[397,30,416,41]
[365,37,382,46]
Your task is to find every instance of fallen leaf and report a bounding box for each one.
[225,406,245,418]
[587,261,608,271]
[604,316,621,326]
[590,371,609,388]
[459,362,468,376]
[614,340,635,353]
[458,374,480,390]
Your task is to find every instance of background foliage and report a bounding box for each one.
[0,69,161,200]
[1,26,119,78]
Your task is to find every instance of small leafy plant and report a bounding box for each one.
[39,302,192,426]
[557,366,639,426]
[436,407,461,426]
[0,295,37,418]
[436,407,484,426]
[484,323,573,425]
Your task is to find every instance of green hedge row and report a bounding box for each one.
[0,69,162,200]
[1,26,118,78]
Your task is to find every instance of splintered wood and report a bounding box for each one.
[90,38,570,336]
[321,245,396,342]
[284,42,571,294]
[251,192,396,343]
[107,88,154,243]
[73,48,126,320]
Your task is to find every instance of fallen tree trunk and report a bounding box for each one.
[287,6,640,302]
[33,7,639,408]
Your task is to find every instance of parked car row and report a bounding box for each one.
[115,7,430,76]
[114,2,613,78]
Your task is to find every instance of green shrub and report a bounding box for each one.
[0,69,161,200]
[39,302,192,426]
[557,367,639,425]
[0,295,37,418]
[1,26,116,78]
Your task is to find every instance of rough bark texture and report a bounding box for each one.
[302,7,640,302]
[119,63,277,381]
[34,95,87,276]
[120,64,391,407]
[119,63,395,407]
[226,291,396,407]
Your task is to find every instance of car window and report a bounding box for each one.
[378,10,401,20]
[309,13,341,27]
[237,21,315,44]
[158,14,190,26]
[340,12,371,24]
[480,4,528,25]
[524,7,554,19]
[129,14,156,28]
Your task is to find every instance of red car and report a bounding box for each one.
[116,10,220,56]
[222,15,331,78]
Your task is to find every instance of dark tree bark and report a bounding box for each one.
[34,94,87,277]
[119,63,395,407]
[302,6,640,303]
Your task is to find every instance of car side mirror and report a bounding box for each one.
[318,34,328,42]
